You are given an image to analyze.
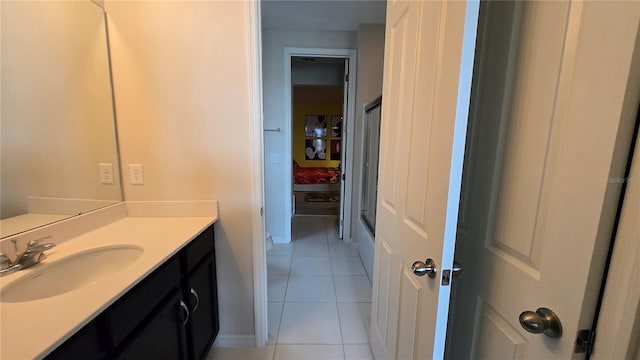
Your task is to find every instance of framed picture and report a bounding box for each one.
[305,115,327,137]
[305,139,326,160]
[331,116,342,138]
[330,140,341,160]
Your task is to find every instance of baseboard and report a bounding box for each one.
[357,221,375,284]
[213,335,255,347]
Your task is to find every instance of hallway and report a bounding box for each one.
[210,215,373,359]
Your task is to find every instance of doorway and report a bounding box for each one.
[283,48,356,242]
[257,0,386,351]
[291,56,345,219]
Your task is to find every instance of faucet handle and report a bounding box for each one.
[25,235,51,251]
[27,236,53,249]
[0,253,12,270]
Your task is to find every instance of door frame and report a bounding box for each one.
[593,118,640,358]
[247,0,268,347]
[283,46,357,242]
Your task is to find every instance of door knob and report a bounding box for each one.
[519,307,562,338]
[411,258,437,278]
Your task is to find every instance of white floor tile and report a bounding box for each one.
[331,257,366,276]
[359,302,372,331]
[296,225,326,237]
[324,217,340,237]
[290,256,332,275]
[285,275,335,302]
[266,216,373,353]
[294,238,330,257]
[269,243,295,256]
[268,255,292,276]
[268,302,284,345]
[268,275,288,302]
[278,303,342,344]
[295,219,328,238]
[295,220,326,236]
[338,303,369,344]
[328,239,359,257]
[334,276,372,302]
[343,344,373,360]
[274,345,344,360]
[208,345,275,360]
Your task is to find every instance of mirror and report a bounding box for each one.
[1,0,122,238]
[361,96,381,236]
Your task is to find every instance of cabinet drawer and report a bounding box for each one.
[181,226,214,274]
[106,256,180,347]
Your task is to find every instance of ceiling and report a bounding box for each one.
[261,0,387,32]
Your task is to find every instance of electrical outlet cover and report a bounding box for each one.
[129,164,144,185]
[99,163,114,184]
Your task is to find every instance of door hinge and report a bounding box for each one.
[342,173,346,181]
[260,207,264,216]
[345,73,349,82]
[574,329,596,355]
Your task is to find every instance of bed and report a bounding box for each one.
[293,160,341,192]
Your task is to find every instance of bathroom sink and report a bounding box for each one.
[0,245,143,303]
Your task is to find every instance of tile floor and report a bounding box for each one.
[209,216,373,360]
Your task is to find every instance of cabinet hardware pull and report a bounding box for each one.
[190,288,200,312]
[179,300,190,326]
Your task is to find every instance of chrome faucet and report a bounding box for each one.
[0,236,55,277]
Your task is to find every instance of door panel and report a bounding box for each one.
[185,258,217,360]
[371,0,478,358]
[374,239,393,349]
[475,300,527,359]
[395,270,423,360]
[448,1,640,359]
[490,1,569,269]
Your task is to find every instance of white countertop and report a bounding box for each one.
[0,202,218,359]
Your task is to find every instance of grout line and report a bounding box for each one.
[328,220,346,348]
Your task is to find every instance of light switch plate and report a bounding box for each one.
[129,164,144,185]
[99,163,114,184]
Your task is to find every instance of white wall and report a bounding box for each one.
[105,1,256,338]
[351,24,385,281]
[262,29,357,243]
[292,61,344,86]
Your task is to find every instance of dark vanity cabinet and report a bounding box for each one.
[46,225,218,360]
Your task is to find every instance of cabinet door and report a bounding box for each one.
[115,291,188,360]
[185,258,218,360]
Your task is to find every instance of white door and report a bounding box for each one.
[339,59,349,238]
[370,1,479,359]
[447,1,640,359]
